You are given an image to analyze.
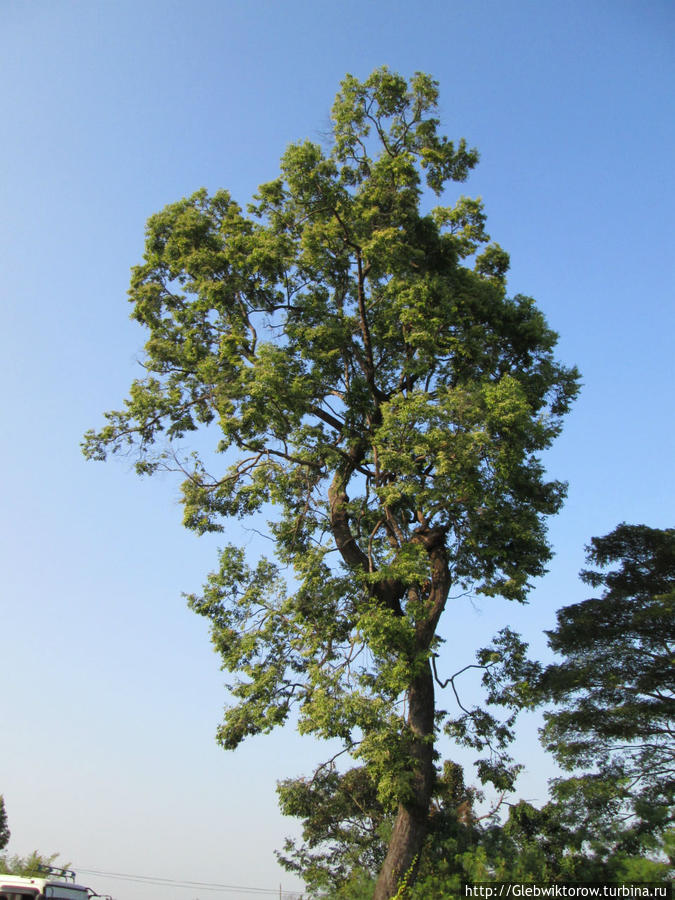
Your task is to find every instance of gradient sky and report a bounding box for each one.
[1,2,673,899]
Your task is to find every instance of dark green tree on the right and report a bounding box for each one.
[540,523,675,857]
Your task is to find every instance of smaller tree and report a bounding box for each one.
[0,797,9,851]
[539,523,675,853]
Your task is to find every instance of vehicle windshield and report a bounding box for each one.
[44,887,89,900]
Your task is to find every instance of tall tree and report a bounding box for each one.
[84,67,578,897]
[539,523,675,853]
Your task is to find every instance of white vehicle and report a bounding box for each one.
[0,867,110,900]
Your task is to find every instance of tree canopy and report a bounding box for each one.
[84,67,579,897]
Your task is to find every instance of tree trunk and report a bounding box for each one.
[373,659,435,900]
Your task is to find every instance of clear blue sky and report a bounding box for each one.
[1,1,673,898]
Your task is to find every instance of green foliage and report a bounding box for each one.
[276,766,388,892]
[442,627,544,795]
[321,870,377,900]
[84,66,578,893]
[0,851,64,876]
[391,855,417,898]
[407,809,674,898]
[0,797,9,851]
[540,523,675,849]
